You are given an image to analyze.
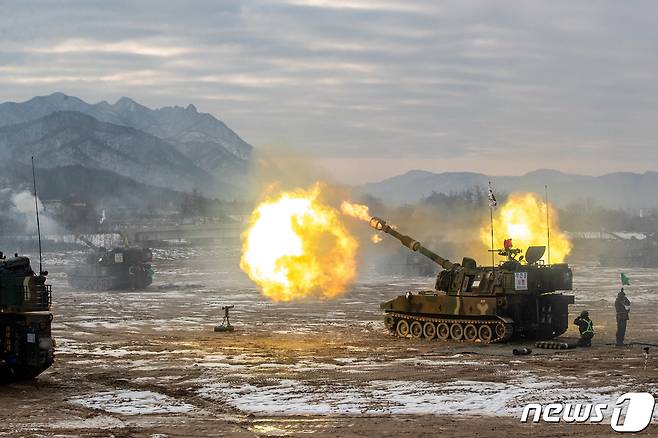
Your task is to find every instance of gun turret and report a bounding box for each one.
[369,217,454,270]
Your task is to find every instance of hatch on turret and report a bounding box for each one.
[525,246,546,265]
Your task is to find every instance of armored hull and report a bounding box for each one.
[0,312,54,381]
[598,243,658,268]
[68,265,153,290]
[0,255,54,382]
[68,247,153,291]
[369,217,574,344]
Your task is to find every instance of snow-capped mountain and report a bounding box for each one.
[0,92,252,179]
[0,93,252,199]
[0,111,216,194]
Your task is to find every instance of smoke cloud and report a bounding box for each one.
[1,189,62,235]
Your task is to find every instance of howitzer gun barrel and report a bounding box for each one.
[369,217,454,270]
[76,234,97,249]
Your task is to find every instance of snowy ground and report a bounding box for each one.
[1,247,657,437]
[69,390,194,415]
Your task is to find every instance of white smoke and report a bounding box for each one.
[6,190,62,235]
[11,190,42,214]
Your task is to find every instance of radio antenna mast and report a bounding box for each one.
[545,185,551,266]
[31,156,43,274]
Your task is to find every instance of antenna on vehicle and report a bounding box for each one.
[31,156,43,275]
[545,185,551,266]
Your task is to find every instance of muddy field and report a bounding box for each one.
[1,247,657,437]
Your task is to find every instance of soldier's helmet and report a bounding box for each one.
[580,310,589,318]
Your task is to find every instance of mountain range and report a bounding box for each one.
[3,93,656,212]
[360,169,658,210]
[0,92,252,199]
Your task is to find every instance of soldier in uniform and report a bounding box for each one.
[615,288,631,346]
[573,310,594,347]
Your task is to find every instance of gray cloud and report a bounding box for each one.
[2,0,658,183]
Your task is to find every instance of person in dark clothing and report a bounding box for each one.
[615,288,631,346]
[573,310,594,347]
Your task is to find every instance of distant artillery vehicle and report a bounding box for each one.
[377,239,458,277]
[598,232,658,268]
[68,236,154,291]
[370,217,574,343]
[0,253,54,381]
[388,252,438,277]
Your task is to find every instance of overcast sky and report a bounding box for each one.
[2,1,658,184]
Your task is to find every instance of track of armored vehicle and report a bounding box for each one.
[384,311,514,344]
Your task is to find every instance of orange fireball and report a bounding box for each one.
[241,184,358,301]
[481,192,571,263]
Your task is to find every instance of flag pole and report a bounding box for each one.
[488,181,496,268]
[490,206,495,268]
[545,185,551,266]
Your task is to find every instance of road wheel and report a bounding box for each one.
[464,324,478,342]
[495,323,506,339]
[423,322,436,339]
[410,321,423,338]
[384,315,396,331]
[479,325,494,343]
[437,323,450,340]
[396,320,410,337]
[450,323,463,341]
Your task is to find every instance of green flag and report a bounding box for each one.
[621,272,631,286]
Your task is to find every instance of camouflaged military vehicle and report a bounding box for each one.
[68,246,154,291]
[0,252,54,381]
[370,217,574,343]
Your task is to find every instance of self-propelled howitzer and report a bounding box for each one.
[370,217,574,343]
[0,253,54,381]
[68,236,154,291]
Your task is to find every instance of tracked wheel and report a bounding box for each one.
[410,321,423,338]
[423,322,436,339]
[450,323,463,341]
[437,323,449,340]
[396,320,410,337]
[478,324,493,343]
[495,323,506,339]
[464,324,478,342]
[383,312,514,344]
[384,314,396,331]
